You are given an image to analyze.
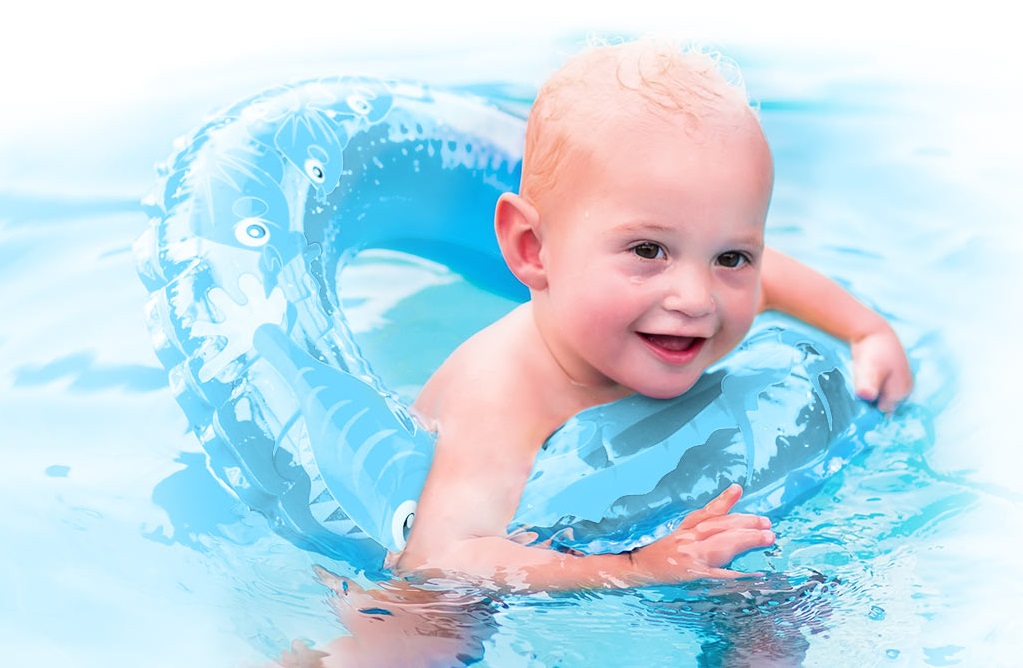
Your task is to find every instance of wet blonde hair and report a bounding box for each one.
[520,38,755,207]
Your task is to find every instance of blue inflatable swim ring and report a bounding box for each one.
[135,75,882,573]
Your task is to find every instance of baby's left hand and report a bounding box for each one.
[850,324,913,414]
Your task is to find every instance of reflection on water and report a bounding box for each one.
[635,573,835,666]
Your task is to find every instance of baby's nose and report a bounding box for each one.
[661,269,716,317]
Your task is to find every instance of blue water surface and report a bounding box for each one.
[1,28,1021,668]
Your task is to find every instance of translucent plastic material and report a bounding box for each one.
[135,75,880,572]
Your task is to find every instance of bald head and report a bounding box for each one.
[520,39,761,209]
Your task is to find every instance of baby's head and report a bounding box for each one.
[520,38,761,211]
[497,38,774,400]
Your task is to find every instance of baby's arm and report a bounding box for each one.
[396,368,773,590]
[760,248,913,412]
[395,481,773,592]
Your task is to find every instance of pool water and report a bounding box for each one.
[2,28,1022,667]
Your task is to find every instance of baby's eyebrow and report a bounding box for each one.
[607,223,765,249]
[731,235,765,250]
[607,221,675,235]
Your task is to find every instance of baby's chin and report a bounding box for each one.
[625,374,704,401]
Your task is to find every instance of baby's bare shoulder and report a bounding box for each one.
[418,307,544,412]
[411,304,564,450]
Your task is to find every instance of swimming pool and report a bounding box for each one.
[2,22,1021,667]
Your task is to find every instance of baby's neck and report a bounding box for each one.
[521,304,635,413]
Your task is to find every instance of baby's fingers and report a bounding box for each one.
[877,372,914,414]
[855,365,913,414]
[684,513,772,541]
[679,484,743,530]
[852,362,881,403]
[851,329,914,414]
[699,527,776,565]
[696,565,766,581]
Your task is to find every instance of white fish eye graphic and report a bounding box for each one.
[303,157,326,184]
[234,218,271,247]
[346,91,372,116]
[390,499,417,550]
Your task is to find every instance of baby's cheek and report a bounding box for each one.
[711,310,756,365]
[575,286,625,324]
[724,286,760,330]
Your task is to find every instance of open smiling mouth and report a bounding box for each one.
[638,333,706,361]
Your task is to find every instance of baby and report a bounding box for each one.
[389,39,913,591]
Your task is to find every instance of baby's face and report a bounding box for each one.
[533,111,773,399]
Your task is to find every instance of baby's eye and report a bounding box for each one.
[632,242,665,260]
[716,251,749,268]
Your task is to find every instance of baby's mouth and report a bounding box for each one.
[639,333,703,352]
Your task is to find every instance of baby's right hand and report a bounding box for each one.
[629,484,775,582]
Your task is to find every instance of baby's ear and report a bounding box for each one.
[495,193,547,290]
